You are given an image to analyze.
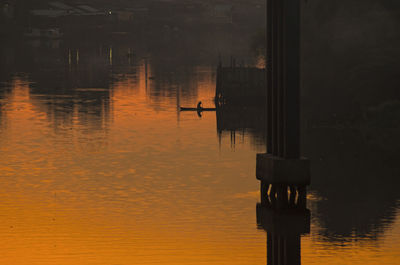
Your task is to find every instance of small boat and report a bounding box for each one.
[180,107,216,111]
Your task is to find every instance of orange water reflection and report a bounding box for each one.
[0,68,265,265]
[0,62,399,265]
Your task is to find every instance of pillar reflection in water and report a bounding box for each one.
[256,125,310,265]
[256,180,310,265]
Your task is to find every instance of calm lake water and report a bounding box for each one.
[0,36,399,265]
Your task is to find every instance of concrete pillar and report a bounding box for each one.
[266,0,273,154]
[289,185,297,206]
[283,0,301,159]
[266,0,301,158]
[261,181,270,205]
[297,185,307,209]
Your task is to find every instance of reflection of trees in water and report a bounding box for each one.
[216,104,266,149]
[144,25,260,109]
[0,49,12,122]
[0,40,30,130]
[0,39,116,138]
[27,42,113,133]
[146,63,210,111]
[299,0,400,242]
[0,82,12,132]
[1,23,262,127]
[302,127,400,241]
[0,26,263,138]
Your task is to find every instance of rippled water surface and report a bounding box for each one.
[0,39,399,265]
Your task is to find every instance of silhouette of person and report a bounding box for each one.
[197,101,202,110]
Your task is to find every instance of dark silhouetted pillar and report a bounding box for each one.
[265,0,301,158]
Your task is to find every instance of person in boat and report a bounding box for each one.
[197,101,203,110]
[196,101,203,117]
